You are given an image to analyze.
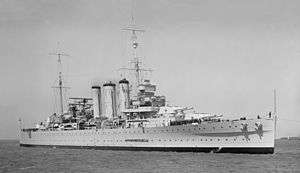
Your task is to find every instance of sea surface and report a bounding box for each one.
[0,140,299,173]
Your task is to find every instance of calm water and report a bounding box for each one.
[0,140,299,173]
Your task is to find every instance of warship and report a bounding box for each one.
[19,17,276,154]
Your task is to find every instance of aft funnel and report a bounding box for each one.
[119,78,130,117]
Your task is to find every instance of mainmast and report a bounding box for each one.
[273,89,277,115]
[273,89,278,139]
[50,48,70,115]
[121,4,152,89]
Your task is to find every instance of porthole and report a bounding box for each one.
[210,139,212,141]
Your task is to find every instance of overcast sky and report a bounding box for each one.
[0,0,299,139]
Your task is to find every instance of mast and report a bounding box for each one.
[50,48,70,115]
[122,24,146,87]
[120,3,152,89]
[58,70,63,115]
[273,89,278,139]
[273,89,277,115]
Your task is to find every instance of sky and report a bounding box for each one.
[0,0,299,139]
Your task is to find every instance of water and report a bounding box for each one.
[0,140,299,173]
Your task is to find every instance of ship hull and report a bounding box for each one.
[20,144,274,154]
[20,118,275,154]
